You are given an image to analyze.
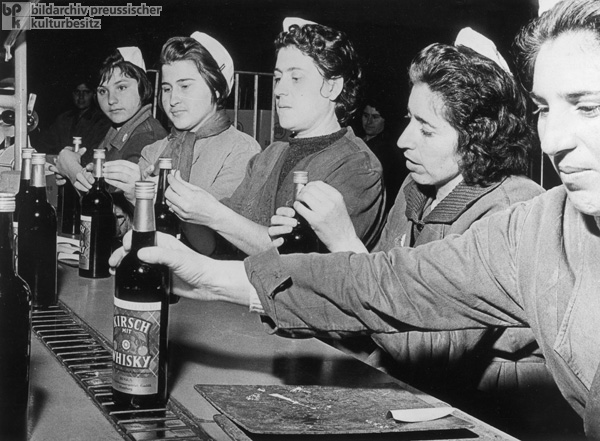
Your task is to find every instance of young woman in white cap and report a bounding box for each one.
[54,47,166,186]
[52,47,167,235]
[123,32,261,255]
[160,19,385,257]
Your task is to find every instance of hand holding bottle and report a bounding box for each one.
[102,159,143,205]
[284,181,367,254]
[109,230,253,305]
[165,171,222,228]
[53,145,87,183]
[268,206,297,248]
[73,162,94,192]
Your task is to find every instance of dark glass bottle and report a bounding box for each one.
[154,158,180,305]
[58,136,81,236]
[79,149,115,279]
[278,171,323,254]
[154,158,179,238]
[14,147,35,271]
[113,181,169,410]
[0,193,31,441]
[18,153,58,308]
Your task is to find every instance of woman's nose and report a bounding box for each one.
[397,121,415,150]
[538,108,576,158]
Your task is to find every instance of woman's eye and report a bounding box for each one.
[161,87,171,94]
[578,105,600,118]
[420,128,433,137]
[97,89,106,96]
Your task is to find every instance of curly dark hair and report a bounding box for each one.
[409,43,533,186]
[160,36,229,110]
[514,0,600,88]
[274,23,362,126]
[97,50,153,106]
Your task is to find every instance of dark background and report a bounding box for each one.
[1,0,538,134]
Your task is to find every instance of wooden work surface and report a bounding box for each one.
[28,263,518,441]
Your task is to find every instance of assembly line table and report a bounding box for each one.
[28,263,518,441]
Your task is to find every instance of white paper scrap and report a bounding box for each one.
[389,406,454,422]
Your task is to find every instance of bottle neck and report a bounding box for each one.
[293,182,306,203]
[156,169,169,204]
[31,163,47,188]
[93,157,104,179]
[0,212,15,273]
[133,199,156,233]
[20,158,31,181]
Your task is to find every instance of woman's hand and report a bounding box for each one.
[268,206,298,248]
[73,162,94,192]
[54,146,87,183]
[294,181,367,253]
[102,160,142,205]
[165,171,222,227]
[109,231,254,305]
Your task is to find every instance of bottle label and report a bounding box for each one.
[79,215,91,270]
[112,297,161,395]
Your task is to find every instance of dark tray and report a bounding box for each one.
[195,383,473,435]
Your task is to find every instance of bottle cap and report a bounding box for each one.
[0,192,15,212]
[93,149,106,159]
[158,157,172,170]
[73,136,82,144]
[135,181,155,199]
[31,152,46,165]
[292,170,308,184]
[21,148,35,159]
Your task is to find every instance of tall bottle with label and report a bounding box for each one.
[18,153,58,308]
[278,171,323,254]
[154,158,179,238]
[58,136,82,236]
[79,149,115,279]
[0,193,31,441]
[14,148,35,264]
[113,181,169,410]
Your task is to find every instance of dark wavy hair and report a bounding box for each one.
[97,50,153,106]
[409,43,533,186]
[160,36,229,110]
[275,23,362,126]
[514,0,600,88]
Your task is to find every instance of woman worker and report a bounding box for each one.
[157,18,385,256]
[106,32,261,255]
[270,30,557,431]
[52,47,167,234]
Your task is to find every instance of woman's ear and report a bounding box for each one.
[321,77,344,101]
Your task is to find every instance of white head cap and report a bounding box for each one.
[117,46,146,72]
[538,0,564,15]
[283,17,318,32]
[454,27,511,75]
[190,31,234,96]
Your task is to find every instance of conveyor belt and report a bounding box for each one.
[32,303,215,441]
